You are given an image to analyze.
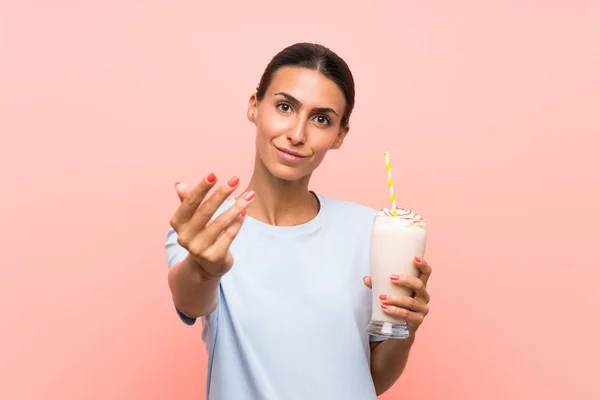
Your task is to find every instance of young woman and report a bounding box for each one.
[165,42,432,399]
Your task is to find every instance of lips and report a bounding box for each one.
[275,146,309,158]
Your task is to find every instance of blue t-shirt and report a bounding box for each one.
[165,192,385,399]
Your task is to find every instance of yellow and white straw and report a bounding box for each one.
[384,151,397,216]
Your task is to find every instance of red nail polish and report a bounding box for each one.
[227,176,239,187]
[414,257,422,263]
[381,304,388,310]
[243,190,255,201]
[390,275,400,281]
[240,210,247,217]
[379,294,388,301]
[206,173,217,183]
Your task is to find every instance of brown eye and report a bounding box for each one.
[314,115,331,126]
[277,103,292,113]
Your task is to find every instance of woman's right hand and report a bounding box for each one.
[169,173,255,280]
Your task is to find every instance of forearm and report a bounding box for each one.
[370,335,416,395]
[167,256,221,318]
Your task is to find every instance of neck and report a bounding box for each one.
[242,156,320,226]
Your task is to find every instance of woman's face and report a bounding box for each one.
[247,66,349,181]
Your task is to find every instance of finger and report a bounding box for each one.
[202,190,255,240]
[380,304,425,325]
[415,289,431,304]
[414,257,432,285]
[363,276,372,289]
[379,294,429,314]
[205,211,247,262]
[390,274,427,298]
[188,176,241,229]
[186,189,254,254]
[174,182,191,202]
[171,173,218,225]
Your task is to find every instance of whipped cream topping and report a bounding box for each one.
[377,207,426,227]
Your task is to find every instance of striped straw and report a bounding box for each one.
[384,151,397,216]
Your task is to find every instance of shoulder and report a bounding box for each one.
[317,192,378,228]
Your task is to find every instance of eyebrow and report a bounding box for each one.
[274,92,339,117]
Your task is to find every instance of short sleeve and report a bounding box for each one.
[165,228,197,326]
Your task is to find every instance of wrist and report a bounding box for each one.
[183,255,224,283]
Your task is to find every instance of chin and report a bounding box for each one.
[265,161,312,181]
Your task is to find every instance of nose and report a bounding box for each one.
[286,118,307,145]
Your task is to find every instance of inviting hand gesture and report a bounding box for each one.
[363,257,432,334]
[169,173,255,279]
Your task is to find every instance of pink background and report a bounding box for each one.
[1,1,599,399]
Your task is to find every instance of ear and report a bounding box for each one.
[331,125,350,150]
[247,93,258,123]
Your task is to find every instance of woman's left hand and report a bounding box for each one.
[363,257,432,335]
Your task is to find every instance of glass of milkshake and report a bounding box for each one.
[367,151,427,339]
[366,208,426,339]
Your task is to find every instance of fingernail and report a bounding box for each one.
[379,294,388,301]
[390,274,400,281]
[414,257,422,263]
[227,176,240,187]
[206,173,217,183]
[381,304,389,310]
[243,190,255,201]
[174,181,181,189]
[240,210,247,217]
